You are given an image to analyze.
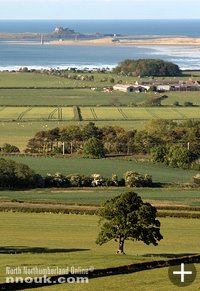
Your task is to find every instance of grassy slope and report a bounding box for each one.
[4,156,198,184]
[0,213,200,284]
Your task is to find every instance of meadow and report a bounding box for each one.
[0,212,200,288]
[1,187,200,207]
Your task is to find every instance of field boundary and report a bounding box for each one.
[1,203,200,218]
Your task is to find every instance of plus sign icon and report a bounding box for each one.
[168,263,197,287]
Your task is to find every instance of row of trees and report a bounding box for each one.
[24,120,200,170]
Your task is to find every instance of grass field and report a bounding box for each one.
[0,213,200,287]
[1,187,200,206]
[0,88,148,106]
[161,91,200,106]
[35,265,200,291]
[2,156,198,184]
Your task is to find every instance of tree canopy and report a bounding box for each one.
[114,59,181,77]
[0,158,41,189]
[96,191,163,254]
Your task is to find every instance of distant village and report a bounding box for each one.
[112,79,200,93]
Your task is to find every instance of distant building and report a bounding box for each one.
[113,84,149,92]
[156,85,171,92]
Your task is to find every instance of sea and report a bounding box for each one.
[1,19,200,71]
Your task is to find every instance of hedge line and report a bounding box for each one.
[1,206,200,218]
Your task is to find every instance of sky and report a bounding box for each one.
[0,0,200,19]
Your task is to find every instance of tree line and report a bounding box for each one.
[0,158,152,189]
[22,120,200,170]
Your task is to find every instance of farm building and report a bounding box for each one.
[156,85,171,92]
[113,84,149,92]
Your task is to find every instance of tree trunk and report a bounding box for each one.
[116,237,125,254]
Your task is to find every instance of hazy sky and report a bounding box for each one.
[1,0,200,19]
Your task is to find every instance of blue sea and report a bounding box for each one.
[0,19,200,70]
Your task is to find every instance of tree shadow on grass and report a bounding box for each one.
[143,253,198,258]
[0,246,90,254]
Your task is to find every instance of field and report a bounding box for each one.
[37,265,200,291]
[1,187,200,207]
[1,71,200,290]
[2,156,198,184]
[0,72,200,150]
[0,212,200,289]
[1,106,200,121]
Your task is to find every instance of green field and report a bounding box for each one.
[34,266,200,291]
[2,156,198,184]
[161,91,200,106]
[38,265,200,291]
[0,213,200,288]
[1,106,200,121]
[1,187,200,206]
[0,88,148,106]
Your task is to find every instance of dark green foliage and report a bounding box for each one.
[0,158,40,189]
[96,192,163,253]
[0,143,20,153]
[82,137,105,158]
[152,144,198,169]
[114,59,181,77]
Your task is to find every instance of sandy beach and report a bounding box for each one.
[1,36,200,46]
[49,36,200,46]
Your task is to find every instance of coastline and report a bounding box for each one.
[1,36,200,46]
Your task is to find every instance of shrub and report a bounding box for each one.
[45,173,69,187]
[0,143,20,153]
[91,174,106,187]
[124,171,152,187]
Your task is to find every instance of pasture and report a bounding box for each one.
[3,156,198,184]
[1,187,200,207]
[0,212,200,288]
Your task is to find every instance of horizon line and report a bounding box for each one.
[0,18,200,21]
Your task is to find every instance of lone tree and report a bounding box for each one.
[96,192,163,254]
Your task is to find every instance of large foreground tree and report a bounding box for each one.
[96,192,163,254]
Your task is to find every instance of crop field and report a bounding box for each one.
[1,106,200,121]
[3,156,198,184]
[0,106,75,121]
[80,106,200,121]
[0,212,200,288]
[1,187,200,206]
